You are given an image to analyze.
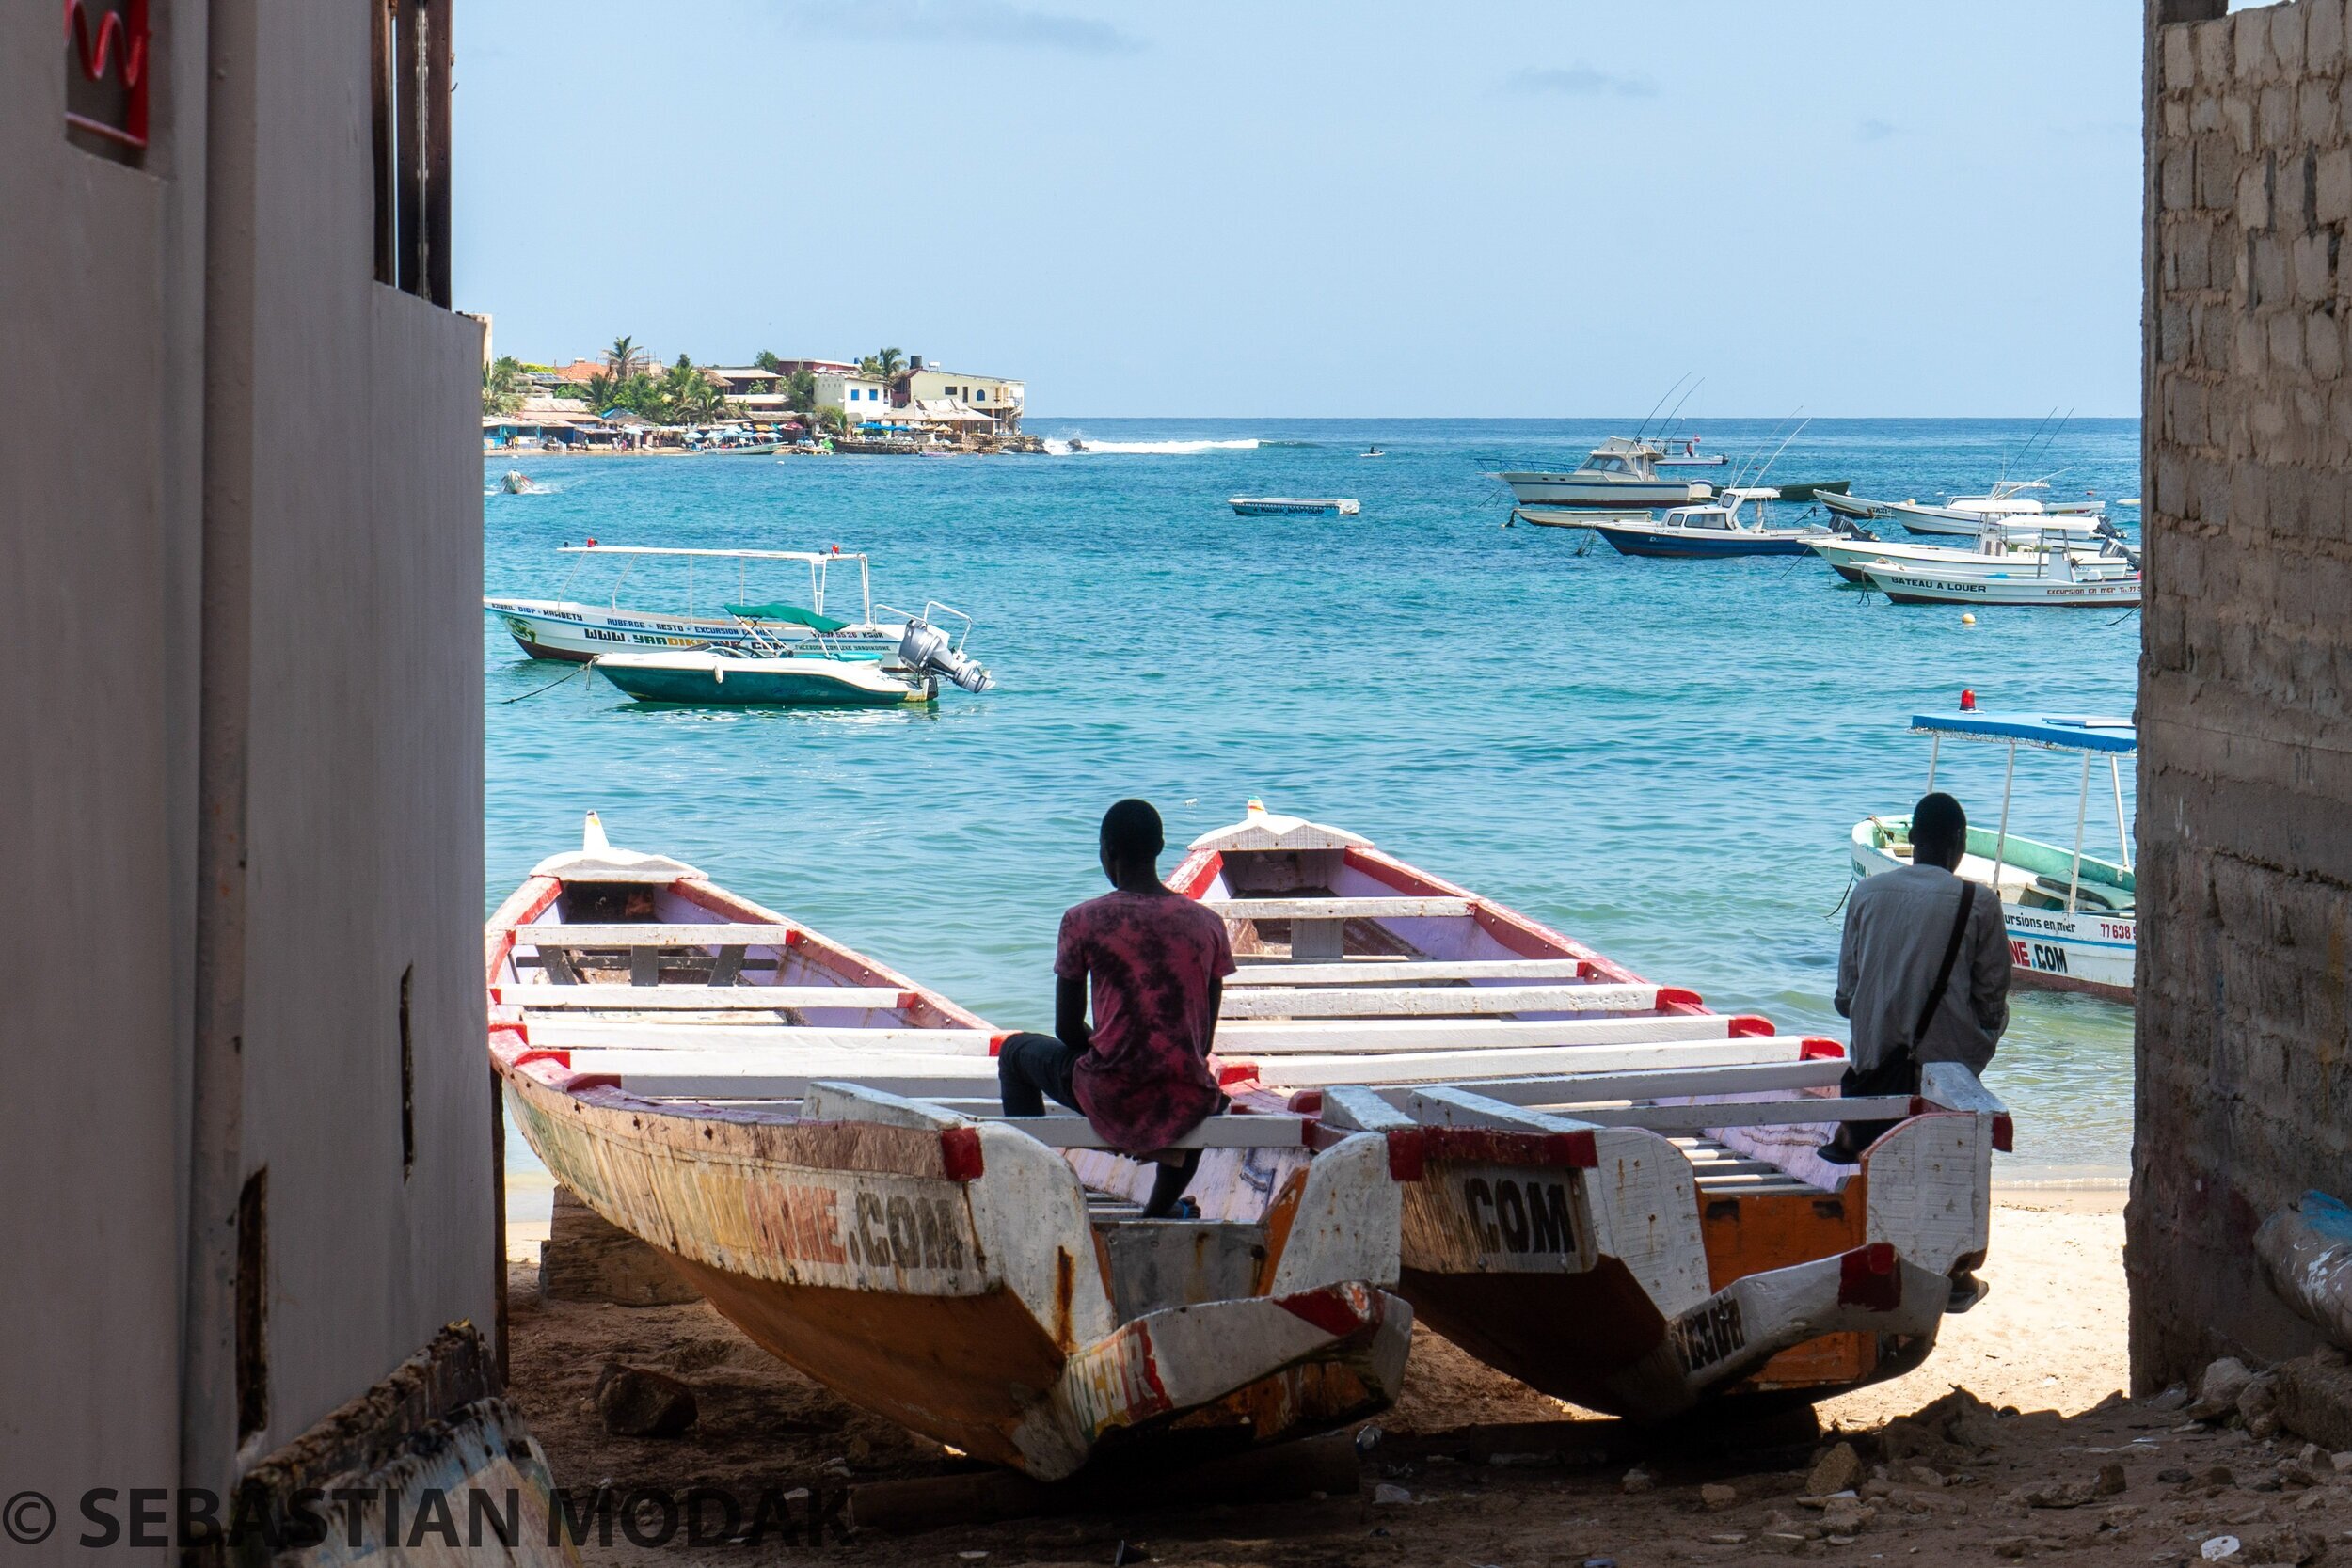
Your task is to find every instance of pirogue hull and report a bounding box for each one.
[489,818,1410,1479]
[1158,804,2010,1422]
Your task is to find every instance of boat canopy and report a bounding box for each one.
[725,602,850,633]
[1911,712,2137,754]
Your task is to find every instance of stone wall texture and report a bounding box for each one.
[2137,0,2352,1387]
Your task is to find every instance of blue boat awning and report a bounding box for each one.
[1911,712,2137,754]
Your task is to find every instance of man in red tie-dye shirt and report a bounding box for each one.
[998,799,1236,1217]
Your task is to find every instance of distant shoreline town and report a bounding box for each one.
[482,337,1040,456]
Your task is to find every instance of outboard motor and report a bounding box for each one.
[898,615,995,693]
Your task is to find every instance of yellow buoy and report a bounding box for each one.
[1961,613,1977,626]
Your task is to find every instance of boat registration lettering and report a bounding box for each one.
[843,1189,967,1272]
[1460,1174,1578,1258]
[1670,1296,1747,1374]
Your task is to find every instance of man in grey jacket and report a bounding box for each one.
[1823,791,2011,1164]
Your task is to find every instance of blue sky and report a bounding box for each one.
[453,2,2143,417]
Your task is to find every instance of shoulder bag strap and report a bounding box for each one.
[1909,880,1979,1054]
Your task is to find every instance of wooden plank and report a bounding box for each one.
[629,946,659,987]
[978,1116,1309,1150]
[507,984,908,1010]
[1230,958,1596,985]
[1317,1085,1419,1133]
[1247,1037,1813,1087]
[1405,1087,1592,1134]
[1565,1096,1909,1133]
[1430,1057,1849,1108]
[707,944,747,987]
[538,945,583,986]
[1206,897,1472,921]
[1219,982,1664,1020]
[516,923,796,948]
[529,1022,995,1053]
[1217,1015,1732,1054]
[586,1060,1002,1101]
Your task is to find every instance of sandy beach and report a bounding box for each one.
[499,1190,2259,1568]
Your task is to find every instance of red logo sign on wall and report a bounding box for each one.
[64,0,150,151]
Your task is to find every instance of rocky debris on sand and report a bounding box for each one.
[1758,1530,1809,1555]
[1819,1496,1870,1535]
[2005,1465,2125,1512]
[1372,1483,1414,1506]
[595,1364,699,1437]
[1621,1467,1657,1495]
[1879,1387,2007,1468]
[1699,1483,1740,1512]
[1808,1442,1864,1497]
[1708,1532,1749,1545]
[2192,1358,2281,1433]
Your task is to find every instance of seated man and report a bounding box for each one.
[1824,790,2011,1164]
[998,799,1236,1217]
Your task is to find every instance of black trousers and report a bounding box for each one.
[995,1031,1202,1216]
[997,1031,1086,1117]
[1824,1050,1921,1162]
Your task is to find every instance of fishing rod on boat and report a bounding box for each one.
[2001,406,2061,483]
[1655,376,1705,440]
[1736,413,1811,495]
[1631,373,1694,443]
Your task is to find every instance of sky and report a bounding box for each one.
[453,1,2146,418]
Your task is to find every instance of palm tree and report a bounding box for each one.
[817,405,849,436]
[604,335,644,381]
[784,369,818,413]
[859,346,906,383]
[481,355,525,417]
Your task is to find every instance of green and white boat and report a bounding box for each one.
[1851,712,2136,1004]
[594,603,995,709]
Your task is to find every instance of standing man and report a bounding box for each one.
[998,799,1237,1217]
[1824,791,2011,1164]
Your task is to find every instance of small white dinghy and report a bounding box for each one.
[489,816,1413,1479]
[1230,497,1361,516]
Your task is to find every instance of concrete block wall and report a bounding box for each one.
[2137,0,2352,1386]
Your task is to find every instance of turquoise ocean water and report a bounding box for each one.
[486,418,2140,1195]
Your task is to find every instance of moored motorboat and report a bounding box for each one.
[1853,712,2136,1002]
[1854,548,2141,607]
[1586,489,1866,559]
[1498,437,1717,510]
[1136,803,2009,1423]
[1230,497,1362,516]
[1808,518,2138,585]
[593,604,995,706]
[486,545,904,663]
[1842,482,2107,538]
[488,816,1415,1479]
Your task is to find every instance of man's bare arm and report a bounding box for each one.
[1056,974,1091,1053]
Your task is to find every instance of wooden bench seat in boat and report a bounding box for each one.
[1419,1055,1850,1106]
[516,922,799,948]
[503,982,914,1009]
[1239,1035,1830,1085]
[1206,897,1472,921]
[518,1021,997,1053]
[1228,958,1598,985]
[1217,981,1687,1020]
[1215,1013,1751,1054]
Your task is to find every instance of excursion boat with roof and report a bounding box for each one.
[1122,803,2010,1423]
[1581,489,1867,559]
[1853,713,2136,1003]
[487,816,1413,1480]
[485,544,903,663]
[1498,437,1718,511]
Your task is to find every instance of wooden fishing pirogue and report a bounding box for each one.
[485,816,1410,1480]
[1143,803,2012,1422]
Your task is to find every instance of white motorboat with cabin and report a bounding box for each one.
[1582,488,1867,559]
[1498,437,1717,510]
[485,545,904,662]
[1836,482,2108,538]
[1854,546,2140,607]
[1809,517,2139,585]
[1851,712,2136,1002]
[594,602,994,707]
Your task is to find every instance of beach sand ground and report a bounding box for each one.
[493,1190,2352,1568]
